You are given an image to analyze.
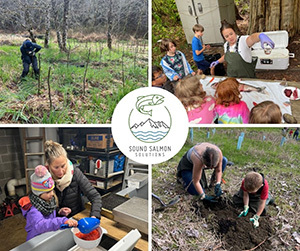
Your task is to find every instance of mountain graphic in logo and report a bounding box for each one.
[130,118,170,143]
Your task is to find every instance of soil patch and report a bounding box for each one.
[192,198,273,251]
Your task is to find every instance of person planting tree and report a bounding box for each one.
[20,39,42,79]
[176,142,227,201]
[233,171,273,228]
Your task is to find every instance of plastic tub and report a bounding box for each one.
[71,227,107,250]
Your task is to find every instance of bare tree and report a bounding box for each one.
[51,0,63,51]
[107,0,113,49]
[61,0,70,52]
[0,0,148,40]
[44,0,51,48]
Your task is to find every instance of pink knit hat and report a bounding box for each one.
[31,165,55,196]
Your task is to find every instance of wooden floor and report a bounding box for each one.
[0,213,27,251]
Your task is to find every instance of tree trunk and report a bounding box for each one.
[24,7,36,43]
[107,0,112,50]
[56,31,63,50]
[62,0,70,52]
[248,0,300,37]
[51,0,63,51]
[44,0,51,48]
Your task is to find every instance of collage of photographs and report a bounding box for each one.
[0,0,299,251]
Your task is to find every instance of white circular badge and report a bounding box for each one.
[111,87,189,164]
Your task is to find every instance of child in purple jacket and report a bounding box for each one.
[19,165,78,241]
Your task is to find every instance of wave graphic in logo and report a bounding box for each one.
[130,118,170,143]
[131,130,168,143]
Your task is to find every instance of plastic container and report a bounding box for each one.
[71,227,107,250]
[114,154,126,172]
[251,30,293,70]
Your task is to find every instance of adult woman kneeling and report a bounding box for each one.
[177,142,227,201]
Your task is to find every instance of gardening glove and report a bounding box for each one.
[259,33,275,49]
[200,193,217,202]
[250,214,260,228]
[210,60,219,68]
[238,205,249,217]
[214,182,223,197]
[28,51,35,56]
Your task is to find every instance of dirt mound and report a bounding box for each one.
[192,198,273,250]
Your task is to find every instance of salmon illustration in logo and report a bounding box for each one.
[130,94,171,143]
[135,94,164,116]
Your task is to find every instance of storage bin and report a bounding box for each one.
[97,160,114,177]
[251,30,293,70]
[114,154,126,172]
[175,0,236,44]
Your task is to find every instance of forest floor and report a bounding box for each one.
[0,32,148,123]
[152,128,300,251]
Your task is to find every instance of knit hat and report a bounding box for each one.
[31,165,55,196]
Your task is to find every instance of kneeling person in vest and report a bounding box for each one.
[233,171,273,228]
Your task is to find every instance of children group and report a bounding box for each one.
[152,21,283,124]
[176,142,272,229]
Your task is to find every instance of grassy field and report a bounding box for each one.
[152,127,300,250]
[0,34,148,123]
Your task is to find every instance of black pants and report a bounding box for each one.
[233,188,271,214]
[21,57,39,78]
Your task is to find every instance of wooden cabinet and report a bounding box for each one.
[58,128,125,195]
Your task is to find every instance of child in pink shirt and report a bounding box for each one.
[175,75,215,124]
[214,77,249,124]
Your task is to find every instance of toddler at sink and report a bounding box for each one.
[19,165,78,240]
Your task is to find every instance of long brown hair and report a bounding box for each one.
[249,101,282,124]
[175,75,206,108]
[220,20,236,39]
[215,78,241,107]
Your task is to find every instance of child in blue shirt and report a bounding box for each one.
[192,24,211,75]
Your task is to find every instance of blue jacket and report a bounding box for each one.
[20,41,42,64]
[160,50,194,81]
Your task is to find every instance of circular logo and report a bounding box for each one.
[112,87,189,165]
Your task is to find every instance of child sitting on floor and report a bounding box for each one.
[214,77,249,124]
[175,75,215,124]
[19,165,77,240]
[233,171,273,228]
[160,38,195,81]
[249,100,282,124]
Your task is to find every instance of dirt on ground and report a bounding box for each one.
[192,197,273,251]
